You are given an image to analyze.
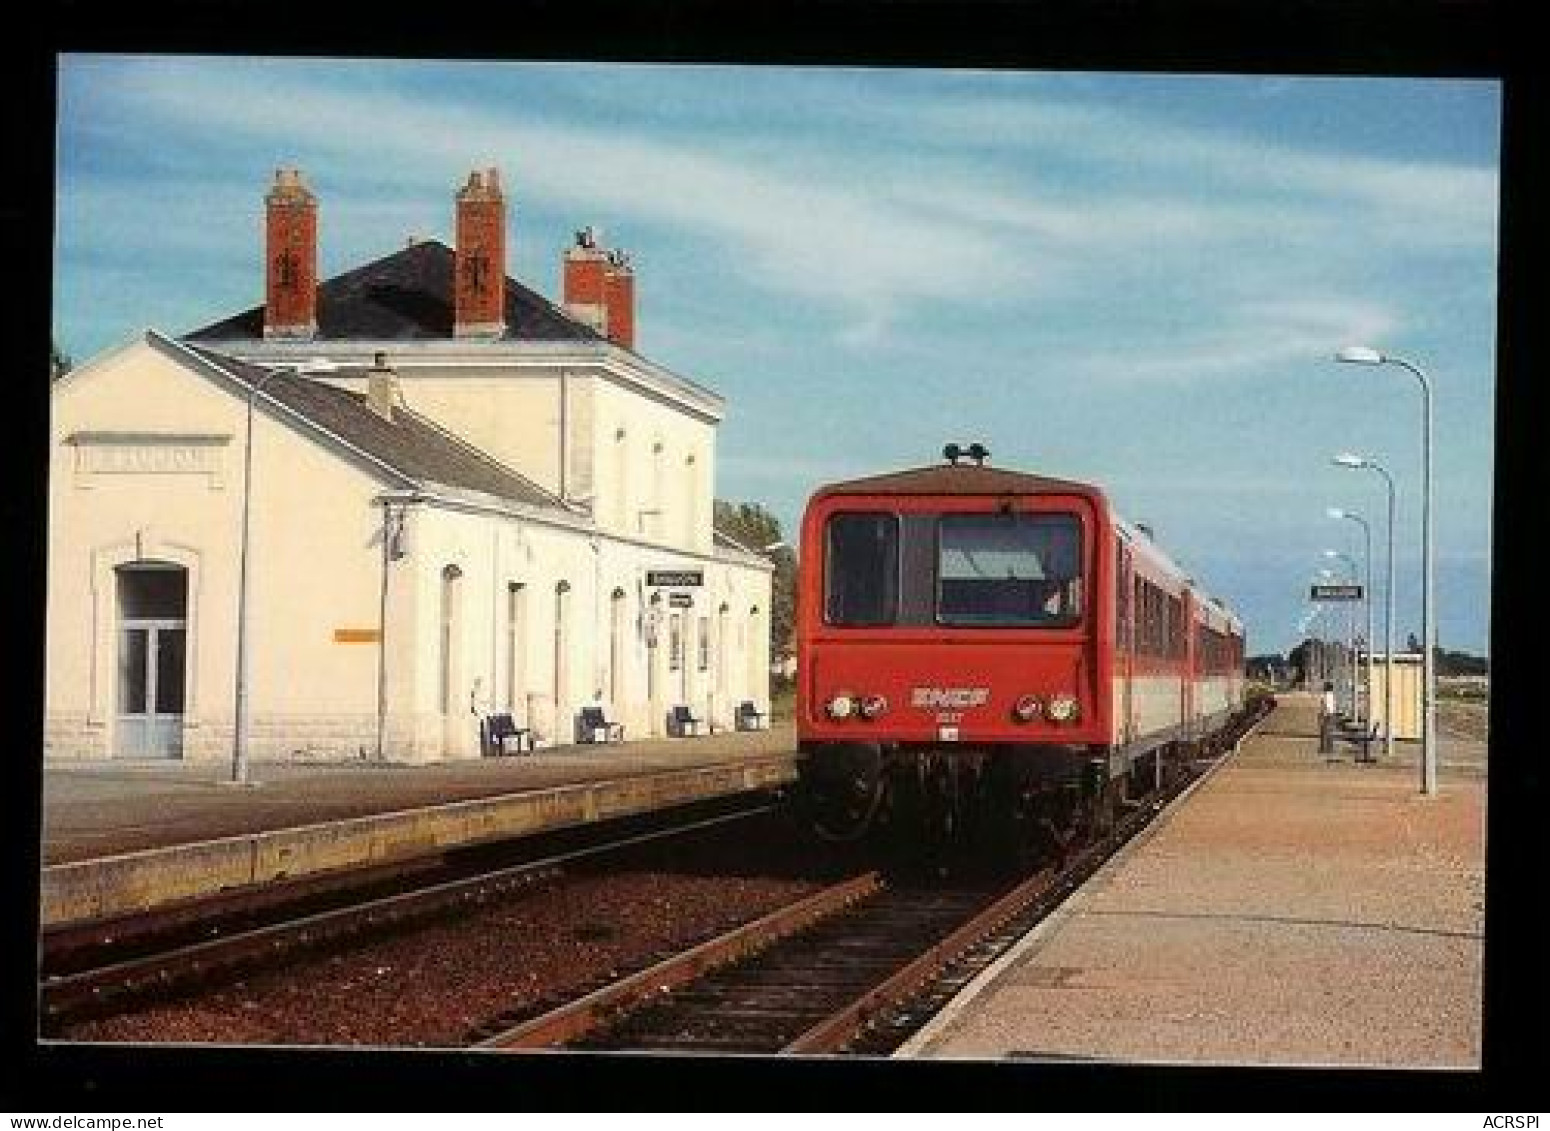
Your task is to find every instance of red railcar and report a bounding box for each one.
[795,449,1245,846]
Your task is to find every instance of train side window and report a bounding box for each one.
[824,512,900,626]
[1116,538,1130,649]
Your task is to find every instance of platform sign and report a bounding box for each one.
[1310,583,1363,601]
[648,569,703,587]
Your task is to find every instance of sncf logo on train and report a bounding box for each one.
[911,687,991,710]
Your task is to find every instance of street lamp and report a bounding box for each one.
[1327,507,1373,754]
[231,358,338,785]
[1335,346,1436,796]
[1334,450,1398,762]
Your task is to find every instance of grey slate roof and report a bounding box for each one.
[183,344,567,511]
[185,240,606,344]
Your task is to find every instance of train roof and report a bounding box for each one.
[809,461,1244,631]
[810,462,1104,501]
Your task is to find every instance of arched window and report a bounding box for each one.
[613,427,629,530]
[609,586,627,711]
[438,565,463,715]
[554,580,571,715]
[649,439,665,538]
[684,452,699,546]
[505,582,527,712]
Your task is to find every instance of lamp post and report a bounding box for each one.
[1335,347,1436,796]
[231,359,337,785]
[1327,507,1373,752]
[1333,450,1397,762]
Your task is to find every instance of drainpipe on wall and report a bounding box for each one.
[558,368,569,502]
[376,501,403,761]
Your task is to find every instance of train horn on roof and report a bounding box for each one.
[943,443,991,467]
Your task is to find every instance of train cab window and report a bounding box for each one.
[824,512,900,626]
[937,513,1082,627]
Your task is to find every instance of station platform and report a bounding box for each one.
[899,693,1486,1070]
[40,725,797,927]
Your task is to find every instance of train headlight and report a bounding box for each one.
[826,693,856,719]
[1046,694,1080,723]
[859,694,889,719]
[1012,694,1042,723]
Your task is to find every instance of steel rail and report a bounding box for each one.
[42,801,776,1025]
[483,696,1277,1056]
[477,870,884,1050]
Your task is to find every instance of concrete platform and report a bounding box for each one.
[41,725,797,927]
[900,694,1486,1069]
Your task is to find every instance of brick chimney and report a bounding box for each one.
[454,168,507,338]
[264,168,318,339]
[603,249,636,350]
[563,227,636,349]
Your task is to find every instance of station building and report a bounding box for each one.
[46,168,773,762]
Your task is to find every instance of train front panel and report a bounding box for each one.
[797,489,1117,752]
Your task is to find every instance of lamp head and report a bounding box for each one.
[1326,507,1346,520]
[1332,452,1368,468]
[1336,345,1384,365]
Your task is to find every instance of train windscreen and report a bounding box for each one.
[824,512,900,626]
[937,513,1083,627]
[822,509,1083,628]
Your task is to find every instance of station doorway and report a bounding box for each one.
[115,563,188,758]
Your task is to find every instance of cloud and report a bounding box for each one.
[58,59,1495,368]
[87,61,1034,344]
[1059,295,1401,385]
[897,90,1500,248]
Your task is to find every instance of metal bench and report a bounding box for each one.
[735,700,769,731]
[483,712,534,755]
[668,705,706,737]
[577,706,625,744]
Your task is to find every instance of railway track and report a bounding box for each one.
[475,696,1274,1056]
[40,794,784,1030]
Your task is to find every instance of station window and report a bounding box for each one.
[668,614,683,671]
[697,615,710,671]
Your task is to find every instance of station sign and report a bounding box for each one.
[1310,583,1363,601]
[668,593,695,608]
[648,569,703,587]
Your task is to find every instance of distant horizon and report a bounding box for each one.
[53,58,1499,655]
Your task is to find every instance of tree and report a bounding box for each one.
[51,340,72,381]
[713,500,796,666]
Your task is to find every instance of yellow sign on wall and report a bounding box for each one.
[333,628,381,644]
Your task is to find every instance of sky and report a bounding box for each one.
[52,57,1501,656]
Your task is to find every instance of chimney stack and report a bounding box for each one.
[563,227,636,349]
[264,168,318,339]
[454,168,507,338]
[366,352,402,421]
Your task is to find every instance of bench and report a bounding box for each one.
[668,705,706,738]
[735,700,769,731]
[577,706,625,744]
[483,712,534,756]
